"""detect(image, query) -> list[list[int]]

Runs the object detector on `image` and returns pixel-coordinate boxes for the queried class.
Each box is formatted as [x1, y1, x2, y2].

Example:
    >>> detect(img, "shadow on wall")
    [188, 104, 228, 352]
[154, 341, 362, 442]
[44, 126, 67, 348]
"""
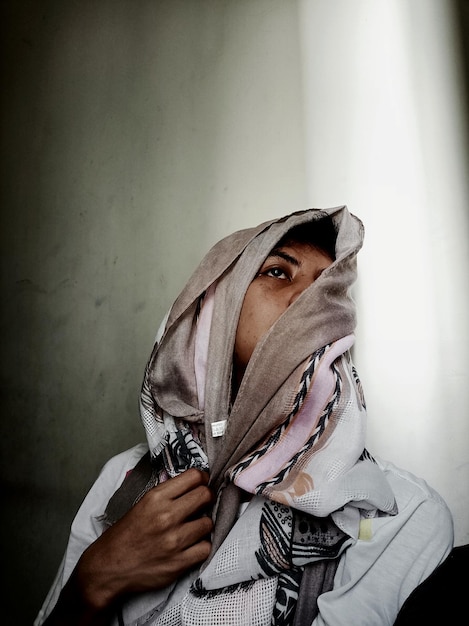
[455, 2, 469, 196]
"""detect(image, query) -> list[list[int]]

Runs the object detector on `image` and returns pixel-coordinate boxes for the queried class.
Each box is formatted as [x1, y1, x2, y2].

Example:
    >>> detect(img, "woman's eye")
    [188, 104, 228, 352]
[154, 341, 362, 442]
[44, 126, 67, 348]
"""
[265, 267, 289, 280]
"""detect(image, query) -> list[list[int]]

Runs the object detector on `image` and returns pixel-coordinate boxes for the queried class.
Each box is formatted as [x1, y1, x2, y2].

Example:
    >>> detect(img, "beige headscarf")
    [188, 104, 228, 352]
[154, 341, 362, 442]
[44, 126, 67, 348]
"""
[144, 207, 360, 471]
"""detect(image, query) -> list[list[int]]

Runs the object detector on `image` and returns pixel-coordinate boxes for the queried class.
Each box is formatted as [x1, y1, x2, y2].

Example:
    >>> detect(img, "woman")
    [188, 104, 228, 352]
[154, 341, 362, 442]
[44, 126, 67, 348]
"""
[36, 206, 453, 625]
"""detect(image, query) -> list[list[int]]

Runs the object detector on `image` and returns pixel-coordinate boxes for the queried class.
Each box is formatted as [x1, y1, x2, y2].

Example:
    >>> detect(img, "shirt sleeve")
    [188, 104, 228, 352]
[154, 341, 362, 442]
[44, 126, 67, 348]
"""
[34, 443, 149, 626]
[312, 460, 454, 626]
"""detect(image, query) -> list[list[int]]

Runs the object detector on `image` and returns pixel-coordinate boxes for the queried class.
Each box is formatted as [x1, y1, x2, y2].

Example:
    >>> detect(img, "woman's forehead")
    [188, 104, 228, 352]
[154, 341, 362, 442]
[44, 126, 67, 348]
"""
[273, 217, 337, 260]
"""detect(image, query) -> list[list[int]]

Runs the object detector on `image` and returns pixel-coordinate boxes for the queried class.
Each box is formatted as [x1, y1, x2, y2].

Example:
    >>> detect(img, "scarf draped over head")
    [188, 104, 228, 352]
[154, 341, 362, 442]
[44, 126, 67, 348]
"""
[143, 207, 359, 471]
[110, 206, 397, 626]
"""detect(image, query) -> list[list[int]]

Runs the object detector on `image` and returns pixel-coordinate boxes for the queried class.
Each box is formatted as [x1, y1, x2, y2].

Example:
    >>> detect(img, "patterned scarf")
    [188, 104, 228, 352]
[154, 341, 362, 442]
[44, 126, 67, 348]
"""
[105, 207, 398, 625]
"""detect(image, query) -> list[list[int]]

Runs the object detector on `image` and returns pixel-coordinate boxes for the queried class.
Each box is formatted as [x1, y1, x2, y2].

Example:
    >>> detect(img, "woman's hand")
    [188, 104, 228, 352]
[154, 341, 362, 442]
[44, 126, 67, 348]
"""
[44, 468, 213, 625]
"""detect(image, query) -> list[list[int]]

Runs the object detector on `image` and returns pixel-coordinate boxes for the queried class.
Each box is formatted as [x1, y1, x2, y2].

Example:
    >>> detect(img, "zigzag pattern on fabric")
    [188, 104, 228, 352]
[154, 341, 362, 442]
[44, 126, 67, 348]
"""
[255, 357, 342, 495]
[229, 344, 331, 483]
[229, 345, 343, 496]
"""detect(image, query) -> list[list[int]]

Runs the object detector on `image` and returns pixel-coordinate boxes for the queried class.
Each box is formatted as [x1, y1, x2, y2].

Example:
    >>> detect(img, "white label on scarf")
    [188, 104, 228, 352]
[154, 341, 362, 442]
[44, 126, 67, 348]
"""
[211, 420, 227, 437]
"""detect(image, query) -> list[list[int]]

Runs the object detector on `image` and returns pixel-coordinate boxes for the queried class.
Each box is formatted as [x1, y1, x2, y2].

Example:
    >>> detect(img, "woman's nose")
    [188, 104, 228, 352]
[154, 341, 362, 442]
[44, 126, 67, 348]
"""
[288, 281, 307, 306]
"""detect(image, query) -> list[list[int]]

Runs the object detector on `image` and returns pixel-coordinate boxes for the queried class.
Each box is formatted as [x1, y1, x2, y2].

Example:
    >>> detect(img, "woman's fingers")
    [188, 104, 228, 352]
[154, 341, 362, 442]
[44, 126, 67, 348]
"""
[159, 468, 209, 498]
[174, 514, 213, 550]
[147, 469, 214, 522]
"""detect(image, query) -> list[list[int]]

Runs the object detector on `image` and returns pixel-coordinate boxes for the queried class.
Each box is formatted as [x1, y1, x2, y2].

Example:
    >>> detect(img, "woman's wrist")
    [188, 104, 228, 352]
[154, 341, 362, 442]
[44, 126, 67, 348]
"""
[43, 550, 118, 626]
[71, 543, 121, 614]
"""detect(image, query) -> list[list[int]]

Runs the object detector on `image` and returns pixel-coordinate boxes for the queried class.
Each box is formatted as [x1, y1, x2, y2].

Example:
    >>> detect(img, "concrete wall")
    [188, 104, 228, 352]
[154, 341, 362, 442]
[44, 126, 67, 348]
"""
[1, 1, 468, 623]
[1, 1, 308, 621]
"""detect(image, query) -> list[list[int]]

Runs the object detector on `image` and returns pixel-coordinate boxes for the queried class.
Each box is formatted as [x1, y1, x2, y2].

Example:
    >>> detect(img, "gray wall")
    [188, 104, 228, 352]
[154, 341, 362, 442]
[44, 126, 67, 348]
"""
[1, 1, 307, 622]
[1, 1, 468, 624]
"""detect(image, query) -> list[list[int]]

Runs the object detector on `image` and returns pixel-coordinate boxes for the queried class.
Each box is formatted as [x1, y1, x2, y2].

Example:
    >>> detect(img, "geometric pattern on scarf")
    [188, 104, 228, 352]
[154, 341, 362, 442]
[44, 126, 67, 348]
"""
[161, 417, 208, 477]
[184, 496, 349, 626]
[257, 501, 348, 624]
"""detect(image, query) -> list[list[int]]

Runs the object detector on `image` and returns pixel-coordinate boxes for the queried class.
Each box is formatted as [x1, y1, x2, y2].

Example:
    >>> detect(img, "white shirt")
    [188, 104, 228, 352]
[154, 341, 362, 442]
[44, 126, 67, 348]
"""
[35, 443, 453, 626]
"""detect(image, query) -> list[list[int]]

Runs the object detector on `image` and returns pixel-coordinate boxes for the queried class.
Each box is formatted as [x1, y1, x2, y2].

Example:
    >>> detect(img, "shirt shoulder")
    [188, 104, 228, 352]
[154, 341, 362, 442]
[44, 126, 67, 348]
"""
[376, 457, 453, 519]
[97, 443, 150, 485]
[313, 459, 454, 625]
[73, 442, 149, 526]
[64, 443, 149, 578]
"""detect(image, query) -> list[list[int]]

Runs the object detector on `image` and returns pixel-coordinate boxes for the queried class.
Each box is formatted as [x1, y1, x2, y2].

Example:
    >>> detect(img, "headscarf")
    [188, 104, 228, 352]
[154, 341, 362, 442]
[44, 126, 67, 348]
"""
[105, 206, 397, 625]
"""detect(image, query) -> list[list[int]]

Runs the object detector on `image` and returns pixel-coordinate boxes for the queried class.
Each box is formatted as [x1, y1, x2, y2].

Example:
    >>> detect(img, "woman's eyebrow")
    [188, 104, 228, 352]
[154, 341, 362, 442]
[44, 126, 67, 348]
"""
[267, 248, 300, 267]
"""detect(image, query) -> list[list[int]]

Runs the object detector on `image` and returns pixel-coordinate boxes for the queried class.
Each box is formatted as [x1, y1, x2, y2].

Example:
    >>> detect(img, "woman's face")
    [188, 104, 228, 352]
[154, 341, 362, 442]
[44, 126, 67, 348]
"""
[233, 241, 333, 385]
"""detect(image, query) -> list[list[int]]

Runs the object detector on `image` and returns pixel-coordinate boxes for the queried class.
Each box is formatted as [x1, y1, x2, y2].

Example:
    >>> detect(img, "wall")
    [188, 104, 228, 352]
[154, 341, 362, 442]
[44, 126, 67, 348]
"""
[1, 1, 307, 622]
[297, 0, 469, 547]
[1, 1, 468, 623]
